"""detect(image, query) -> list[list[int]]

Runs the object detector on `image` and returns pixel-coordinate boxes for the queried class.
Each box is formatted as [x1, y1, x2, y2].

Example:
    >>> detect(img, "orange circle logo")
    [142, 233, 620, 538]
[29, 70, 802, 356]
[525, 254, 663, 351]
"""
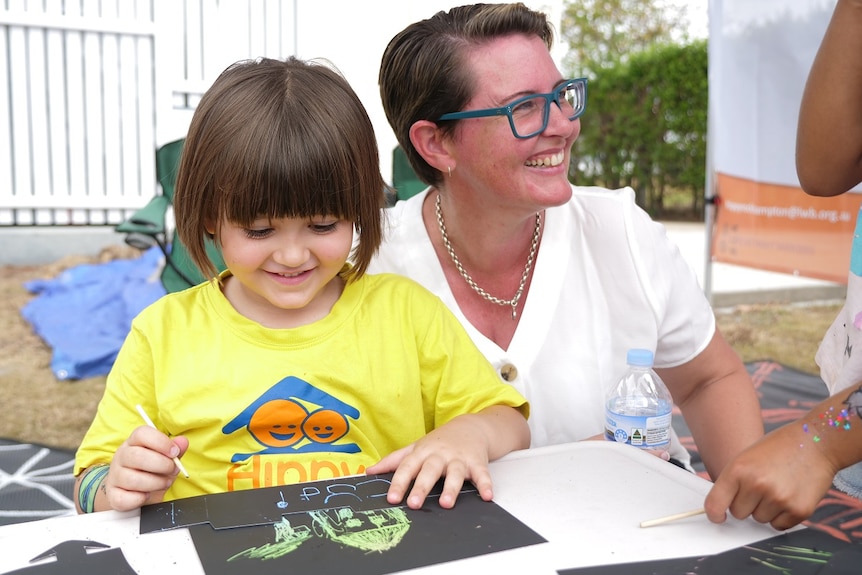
[302, 409, 349, 444]
[248, 399, 309, 448]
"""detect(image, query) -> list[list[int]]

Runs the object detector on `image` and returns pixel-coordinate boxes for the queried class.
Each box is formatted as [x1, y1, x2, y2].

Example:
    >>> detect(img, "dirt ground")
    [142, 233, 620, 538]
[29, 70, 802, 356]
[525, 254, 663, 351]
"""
[0, 247, 844, 453]
[0, 245, 142, 452]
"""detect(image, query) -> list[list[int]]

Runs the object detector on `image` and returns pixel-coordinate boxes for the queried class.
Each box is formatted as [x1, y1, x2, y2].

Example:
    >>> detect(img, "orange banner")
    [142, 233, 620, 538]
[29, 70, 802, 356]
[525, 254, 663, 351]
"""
[711, 173, 862, 284]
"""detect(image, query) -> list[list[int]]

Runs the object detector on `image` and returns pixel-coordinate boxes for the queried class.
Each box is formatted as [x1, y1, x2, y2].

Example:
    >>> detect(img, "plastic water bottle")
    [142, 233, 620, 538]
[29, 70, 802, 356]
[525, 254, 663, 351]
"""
[604, 348, 672, 456]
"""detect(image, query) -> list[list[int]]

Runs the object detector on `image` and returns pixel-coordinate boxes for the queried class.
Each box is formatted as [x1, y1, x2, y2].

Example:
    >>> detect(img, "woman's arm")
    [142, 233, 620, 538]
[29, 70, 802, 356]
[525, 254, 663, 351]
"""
[656, 329, 764, 480]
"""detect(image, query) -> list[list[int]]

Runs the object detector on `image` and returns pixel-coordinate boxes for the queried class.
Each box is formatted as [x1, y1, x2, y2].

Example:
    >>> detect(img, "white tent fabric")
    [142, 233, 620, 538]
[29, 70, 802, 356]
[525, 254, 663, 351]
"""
[709, 0, 834, 187]
[704, 0, 860, 291]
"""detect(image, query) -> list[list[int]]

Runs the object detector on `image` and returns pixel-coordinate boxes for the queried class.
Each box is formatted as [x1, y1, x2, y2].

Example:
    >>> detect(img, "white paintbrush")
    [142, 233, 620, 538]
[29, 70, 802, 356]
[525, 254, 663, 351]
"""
[640, 508, 706, 528]
[136, 404, 190, 478]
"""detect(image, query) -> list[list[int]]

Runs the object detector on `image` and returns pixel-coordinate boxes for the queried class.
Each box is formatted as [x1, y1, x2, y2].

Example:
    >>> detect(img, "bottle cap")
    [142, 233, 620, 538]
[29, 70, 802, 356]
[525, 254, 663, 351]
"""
[626, 348, 654, 367]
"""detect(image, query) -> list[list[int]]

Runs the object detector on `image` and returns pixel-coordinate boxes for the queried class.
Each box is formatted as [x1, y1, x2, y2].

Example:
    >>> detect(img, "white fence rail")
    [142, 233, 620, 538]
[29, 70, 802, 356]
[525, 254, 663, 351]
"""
[0, 0, 296, 226]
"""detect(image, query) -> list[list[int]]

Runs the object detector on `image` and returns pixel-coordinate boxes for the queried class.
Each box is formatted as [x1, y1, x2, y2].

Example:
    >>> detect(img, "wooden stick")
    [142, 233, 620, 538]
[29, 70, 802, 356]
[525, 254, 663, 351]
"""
[135, 404, 190, 478]
[640, 508, 706, 528]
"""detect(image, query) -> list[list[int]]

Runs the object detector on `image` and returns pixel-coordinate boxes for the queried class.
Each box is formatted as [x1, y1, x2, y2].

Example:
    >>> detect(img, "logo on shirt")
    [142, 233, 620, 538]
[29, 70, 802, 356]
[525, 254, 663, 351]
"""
[223, 376, 361, 463]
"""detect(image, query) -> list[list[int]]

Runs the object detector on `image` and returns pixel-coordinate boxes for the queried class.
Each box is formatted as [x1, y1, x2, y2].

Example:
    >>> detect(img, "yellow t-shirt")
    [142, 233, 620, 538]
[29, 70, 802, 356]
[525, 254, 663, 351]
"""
[75, 272, 527, 501]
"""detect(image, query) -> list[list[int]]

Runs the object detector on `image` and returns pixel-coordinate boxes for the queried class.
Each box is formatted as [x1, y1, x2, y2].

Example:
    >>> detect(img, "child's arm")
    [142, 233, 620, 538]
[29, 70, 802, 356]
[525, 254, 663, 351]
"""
[366, 405, 530, 510]
[704, 384, 862, 530]
[74, 426, 189, 513]
[796, 0, 862, 197]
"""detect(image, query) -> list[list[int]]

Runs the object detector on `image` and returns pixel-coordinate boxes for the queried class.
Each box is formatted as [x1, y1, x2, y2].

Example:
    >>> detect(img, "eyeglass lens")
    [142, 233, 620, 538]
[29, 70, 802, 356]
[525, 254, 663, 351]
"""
[511, 82, 583, 138]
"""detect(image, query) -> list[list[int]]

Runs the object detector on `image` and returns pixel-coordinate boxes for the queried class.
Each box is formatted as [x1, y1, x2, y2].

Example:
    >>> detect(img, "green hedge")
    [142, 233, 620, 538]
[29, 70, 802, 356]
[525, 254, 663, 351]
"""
[570, 41, 707, 218]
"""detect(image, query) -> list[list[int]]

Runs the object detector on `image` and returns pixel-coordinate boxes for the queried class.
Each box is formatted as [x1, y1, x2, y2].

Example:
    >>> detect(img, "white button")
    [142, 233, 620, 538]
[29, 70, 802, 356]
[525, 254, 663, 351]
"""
[500, 364, 518, 382]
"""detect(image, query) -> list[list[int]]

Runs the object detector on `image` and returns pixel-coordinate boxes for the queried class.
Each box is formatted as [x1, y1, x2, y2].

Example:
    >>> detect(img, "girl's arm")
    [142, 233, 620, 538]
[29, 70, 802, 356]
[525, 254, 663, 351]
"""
[705, 384, 862, 530]
[796, 0, 862, 196]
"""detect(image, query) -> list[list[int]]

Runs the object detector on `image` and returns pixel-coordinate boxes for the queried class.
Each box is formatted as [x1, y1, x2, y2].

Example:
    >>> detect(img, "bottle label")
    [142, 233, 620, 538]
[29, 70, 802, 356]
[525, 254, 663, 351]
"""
[604, 411, 671, 449]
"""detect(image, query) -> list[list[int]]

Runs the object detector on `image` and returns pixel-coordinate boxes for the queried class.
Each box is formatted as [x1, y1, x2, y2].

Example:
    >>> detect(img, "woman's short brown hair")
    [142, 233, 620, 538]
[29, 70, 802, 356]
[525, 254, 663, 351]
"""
[379, 3, 553, 187]
[175, 56, 387, 282]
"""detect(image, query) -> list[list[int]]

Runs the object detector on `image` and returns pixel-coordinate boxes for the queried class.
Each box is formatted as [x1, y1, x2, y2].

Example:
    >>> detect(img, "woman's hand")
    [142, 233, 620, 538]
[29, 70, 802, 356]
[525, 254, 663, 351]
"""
[585, 433, 671, 461]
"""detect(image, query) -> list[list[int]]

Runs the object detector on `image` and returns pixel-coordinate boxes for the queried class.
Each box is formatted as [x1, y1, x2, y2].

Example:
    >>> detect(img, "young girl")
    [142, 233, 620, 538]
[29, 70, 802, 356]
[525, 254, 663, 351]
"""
[74, 57, 529, 514]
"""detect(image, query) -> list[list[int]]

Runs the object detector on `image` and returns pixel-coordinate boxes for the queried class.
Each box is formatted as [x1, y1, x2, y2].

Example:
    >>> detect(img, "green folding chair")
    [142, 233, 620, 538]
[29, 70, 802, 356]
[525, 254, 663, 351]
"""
[392, 145, 426, 202]
[116, 139, 226, 293]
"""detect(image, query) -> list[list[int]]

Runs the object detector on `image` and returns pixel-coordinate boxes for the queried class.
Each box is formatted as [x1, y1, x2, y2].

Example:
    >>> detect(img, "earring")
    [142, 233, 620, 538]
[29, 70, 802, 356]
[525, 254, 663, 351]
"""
[447, 166, 453, 177]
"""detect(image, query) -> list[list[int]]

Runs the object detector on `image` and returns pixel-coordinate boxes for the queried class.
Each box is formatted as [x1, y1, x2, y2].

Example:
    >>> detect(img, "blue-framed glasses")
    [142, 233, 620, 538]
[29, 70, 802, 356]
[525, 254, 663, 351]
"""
[437, 78, 588, 139]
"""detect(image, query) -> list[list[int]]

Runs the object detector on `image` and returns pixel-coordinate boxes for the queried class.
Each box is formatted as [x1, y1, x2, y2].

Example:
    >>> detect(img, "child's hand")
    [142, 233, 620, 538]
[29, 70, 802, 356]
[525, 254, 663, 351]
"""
[366, 422, 492, 510]
[704, 422, 837, 530]
[102, 425, 189, 511]
[366, 406, 529, 510]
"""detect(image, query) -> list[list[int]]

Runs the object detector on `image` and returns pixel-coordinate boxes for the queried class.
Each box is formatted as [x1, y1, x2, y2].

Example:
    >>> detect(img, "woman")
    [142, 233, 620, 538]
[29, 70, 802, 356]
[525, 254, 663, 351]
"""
[369, 2, 763, 479]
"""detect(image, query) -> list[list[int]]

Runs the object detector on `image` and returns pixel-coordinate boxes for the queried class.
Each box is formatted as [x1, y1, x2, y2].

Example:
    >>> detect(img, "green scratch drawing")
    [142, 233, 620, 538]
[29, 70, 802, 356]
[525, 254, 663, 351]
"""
[228, 517, 313, 561]
[744, 542, 832, 573]
[227, 506, 411, 562]
[309, 507, 411, 553]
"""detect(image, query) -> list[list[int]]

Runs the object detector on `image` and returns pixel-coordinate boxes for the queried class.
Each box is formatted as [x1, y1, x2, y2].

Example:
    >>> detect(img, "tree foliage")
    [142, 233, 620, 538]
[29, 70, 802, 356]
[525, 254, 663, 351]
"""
[561, 0, 705, 217]
[561, 0, 693, 79]
[569, 41, 708, 218]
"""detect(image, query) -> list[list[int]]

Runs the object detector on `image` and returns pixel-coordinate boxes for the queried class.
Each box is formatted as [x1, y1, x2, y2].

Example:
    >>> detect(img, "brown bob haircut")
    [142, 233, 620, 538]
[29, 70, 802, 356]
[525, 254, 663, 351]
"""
[174, 56, 387, 282]
[379, 2, 553, 188]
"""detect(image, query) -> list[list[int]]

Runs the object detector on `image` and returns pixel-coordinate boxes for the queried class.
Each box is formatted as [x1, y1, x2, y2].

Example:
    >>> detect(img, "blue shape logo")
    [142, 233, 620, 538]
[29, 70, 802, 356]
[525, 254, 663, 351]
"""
[223, 376, 361, 462]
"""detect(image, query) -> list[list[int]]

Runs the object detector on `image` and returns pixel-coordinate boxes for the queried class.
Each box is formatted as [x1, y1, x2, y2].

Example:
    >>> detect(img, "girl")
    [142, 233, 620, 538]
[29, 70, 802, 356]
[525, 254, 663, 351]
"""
[74, 57, 529, 514]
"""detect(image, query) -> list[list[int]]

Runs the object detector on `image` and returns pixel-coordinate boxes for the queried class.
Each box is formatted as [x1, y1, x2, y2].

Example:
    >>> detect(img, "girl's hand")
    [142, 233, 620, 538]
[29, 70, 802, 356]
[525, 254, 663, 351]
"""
[102, 426, 189, 511]
[366, 423, 492, 510]
[367, 406, 528, 510]
[704, 423, 837, 530]
[367, 405, 530, 509]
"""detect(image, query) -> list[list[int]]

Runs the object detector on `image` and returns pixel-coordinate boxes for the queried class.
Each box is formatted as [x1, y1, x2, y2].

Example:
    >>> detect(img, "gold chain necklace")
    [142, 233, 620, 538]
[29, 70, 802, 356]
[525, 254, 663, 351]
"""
[435, 193, 541, 320]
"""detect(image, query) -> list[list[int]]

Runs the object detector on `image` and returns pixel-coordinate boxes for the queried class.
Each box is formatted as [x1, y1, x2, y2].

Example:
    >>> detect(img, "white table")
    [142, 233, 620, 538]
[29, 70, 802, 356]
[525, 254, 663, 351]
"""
[0, 441, 781, 574]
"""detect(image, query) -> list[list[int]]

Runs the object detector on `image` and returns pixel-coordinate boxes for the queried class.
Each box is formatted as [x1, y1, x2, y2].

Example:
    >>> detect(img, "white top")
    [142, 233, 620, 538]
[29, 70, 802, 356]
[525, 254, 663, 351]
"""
[369, 186, 715, 465]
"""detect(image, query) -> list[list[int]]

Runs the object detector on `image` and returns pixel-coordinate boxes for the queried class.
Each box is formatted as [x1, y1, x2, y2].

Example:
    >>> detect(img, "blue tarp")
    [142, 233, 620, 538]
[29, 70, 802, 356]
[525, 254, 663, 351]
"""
[21, 247, 167, 380]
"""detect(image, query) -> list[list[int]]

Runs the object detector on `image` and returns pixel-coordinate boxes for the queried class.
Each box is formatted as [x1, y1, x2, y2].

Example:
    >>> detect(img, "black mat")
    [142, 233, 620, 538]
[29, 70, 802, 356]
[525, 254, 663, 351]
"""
[0, 438, 76, 525]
